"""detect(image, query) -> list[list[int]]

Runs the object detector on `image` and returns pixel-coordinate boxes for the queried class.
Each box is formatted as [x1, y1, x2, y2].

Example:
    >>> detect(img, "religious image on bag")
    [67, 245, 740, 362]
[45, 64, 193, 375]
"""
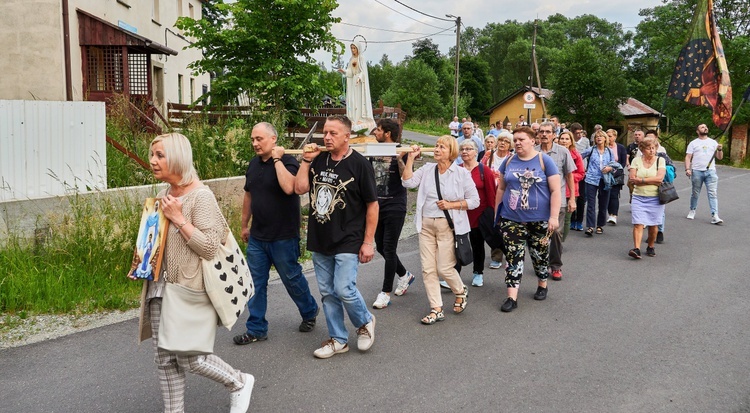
[128, 198, 169, 281]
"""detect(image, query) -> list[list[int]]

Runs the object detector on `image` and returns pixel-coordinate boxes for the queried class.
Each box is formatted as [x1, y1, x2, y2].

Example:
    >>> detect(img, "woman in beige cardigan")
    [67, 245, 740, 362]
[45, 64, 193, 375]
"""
[135, 133, 254, 413]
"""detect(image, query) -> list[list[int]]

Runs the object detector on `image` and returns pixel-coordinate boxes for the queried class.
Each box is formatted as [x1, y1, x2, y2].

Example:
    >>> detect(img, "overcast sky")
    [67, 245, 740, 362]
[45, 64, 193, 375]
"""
[314, 0, 662, 68]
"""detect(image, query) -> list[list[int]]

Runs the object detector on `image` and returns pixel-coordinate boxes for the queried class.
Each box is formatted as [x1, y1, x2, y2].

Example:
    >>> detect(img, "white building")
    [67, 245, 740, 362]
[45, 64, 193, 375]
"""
[0, 0, 210, 113]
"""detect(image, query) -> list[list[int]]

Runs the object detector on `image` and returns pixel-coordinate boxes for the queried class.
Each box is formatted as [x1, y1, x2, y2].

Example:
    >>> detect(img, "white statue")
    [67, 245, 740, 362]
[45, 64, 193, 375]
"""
[338, 39, 376, 135]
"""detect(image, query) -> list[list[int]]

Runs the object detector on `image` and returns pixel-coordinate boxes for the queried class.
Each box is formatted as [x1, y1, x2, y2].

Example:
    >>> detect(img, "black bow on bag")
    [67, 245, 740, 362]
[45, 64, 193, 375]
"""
[434, 166, 473, 266]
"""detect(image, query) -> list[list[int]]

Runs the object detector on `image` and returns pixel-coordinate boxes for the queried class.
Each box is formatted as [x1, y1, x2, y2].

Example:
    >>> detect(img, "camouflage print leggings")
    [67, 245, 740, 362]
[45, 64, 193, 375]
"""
[499, 220, 550, 289]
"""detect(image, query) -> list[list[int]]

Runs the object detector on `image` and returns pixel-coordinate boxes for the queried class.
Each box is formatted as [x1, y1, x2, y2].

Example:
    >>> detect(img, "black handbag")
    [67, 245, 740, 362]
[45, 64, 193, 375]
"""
[658, 181, 679, 204]
[434, 167, 473, 266]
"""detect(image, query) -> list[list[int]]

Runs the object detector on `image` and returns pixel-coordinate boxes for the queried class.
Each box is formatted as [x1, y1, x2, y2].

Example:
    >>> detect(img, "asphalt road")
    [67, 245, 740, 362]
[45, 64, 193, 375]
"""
[2, 132, 750, 413]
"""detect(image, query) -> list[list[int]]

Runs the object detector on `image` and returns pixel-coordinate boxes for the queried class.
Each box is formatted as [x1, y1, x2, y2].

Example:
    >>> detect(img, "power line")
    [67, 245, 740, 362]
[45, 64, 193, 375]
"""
[336, 26, 454, 44]
[371, 0, 452, 30]
[392, 0, 455, 22]
[338, 22, 453, 36]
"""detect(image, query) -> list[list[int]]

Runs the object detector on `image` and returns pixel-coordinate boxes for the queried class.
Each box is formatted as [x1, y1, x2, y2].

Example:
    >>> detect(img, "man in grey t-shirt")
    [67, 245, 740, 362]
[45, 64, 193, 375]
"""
[536, 121, 576, 281]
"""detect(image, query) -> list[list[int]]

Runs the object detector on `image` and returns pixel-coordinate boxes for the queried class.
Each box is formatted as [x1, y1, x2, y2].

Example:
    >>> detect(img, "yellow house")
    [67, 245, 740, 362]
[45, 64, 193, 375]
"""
[483, 86, 552, 127]
[483, 87, 662, 144]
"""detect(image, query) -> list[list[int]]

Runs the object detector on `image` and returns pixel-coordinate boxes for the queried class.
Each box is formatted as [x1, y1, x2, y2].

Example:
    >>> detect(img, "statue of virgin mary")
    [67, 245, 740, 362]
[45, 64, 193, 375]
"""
[338, 39, 376, 135]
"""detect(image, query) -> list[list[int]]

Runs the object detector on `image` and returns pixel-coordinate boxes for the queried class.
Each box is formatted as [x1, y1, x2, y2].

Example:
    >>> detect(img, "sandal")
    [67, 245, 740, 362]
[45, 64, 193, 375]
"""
[595, 227, 603, 234]
[585, 227, 594, 237]
[421, 309, 445, 325]
[453, 286, 469, 314]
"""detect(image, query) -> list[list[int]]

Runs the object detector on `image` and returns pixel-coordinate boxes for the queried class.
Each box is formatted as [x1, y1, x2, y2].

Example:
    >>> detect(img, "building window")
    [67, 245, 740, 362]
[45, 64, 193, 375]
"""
[86, 46, 123, 92]
[188, 3, 194, 19]
[128, 53, 149, 96]
[178, 74, 183, 104]
[177, 0, 182, 17]
[152, 0, 160, 22]
[190, 78, 195, 103]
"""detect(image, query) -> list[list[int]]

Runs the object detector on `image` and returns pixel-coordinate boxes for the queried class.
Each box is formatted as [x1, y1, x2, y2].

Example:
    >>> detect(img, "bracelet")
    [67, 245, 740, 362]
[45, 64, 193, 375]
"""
[302, 158, 312, 163]
[176, 220, 188, 231]
[363, 241, 374, 247]
[273, 158, 281, 163]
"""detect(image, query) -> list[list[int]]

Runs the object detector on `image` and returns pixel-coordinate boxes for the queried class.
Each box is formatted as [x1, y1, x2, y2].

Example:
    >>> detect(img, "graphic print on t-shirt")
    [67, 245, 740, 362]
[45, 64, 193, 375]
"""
[512, 169, 543, 210]
[371, 156, 393, 196]
[311, 169, 354, 224]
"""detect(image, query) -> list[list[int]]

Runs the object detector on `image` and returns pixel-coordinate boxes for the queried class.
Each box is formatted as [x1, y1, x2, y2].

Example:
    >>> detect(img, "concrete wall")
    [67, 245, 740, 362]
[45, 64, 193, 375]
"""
[0, 0, 66, 100]
[0, 0, 210, 108]
[0, 176, 247, 244]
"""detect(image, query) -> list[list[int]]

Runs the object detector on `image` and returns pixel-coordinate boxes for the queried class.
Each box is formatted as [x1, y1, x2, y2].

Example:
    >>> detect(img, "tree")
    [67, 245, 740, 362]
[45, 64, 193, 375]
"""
[368, 54, 396, 105]
[547, 39, 629, 129]
[459, 56, 492, 118]
[382, 59, 445, 119]
[176, 0, 343, 117]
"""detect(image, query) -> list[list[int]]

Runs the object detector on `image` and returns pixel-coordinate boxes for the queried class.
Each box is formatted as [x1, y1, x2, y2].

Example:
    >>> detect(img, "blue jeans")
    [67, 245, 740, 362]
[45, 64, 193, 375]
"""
[690, 169, 719, 215]
[245, 236, 319, 337]
[585, 180, 610, 228]
[312, 252, 373, 344]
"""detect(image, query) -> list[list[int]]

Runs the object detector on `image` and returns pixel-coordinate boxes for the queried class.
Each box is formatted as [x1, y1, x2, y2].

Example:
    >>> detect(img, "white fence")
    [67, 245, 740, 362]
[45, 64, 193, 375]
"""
[0, 100, 107, 201]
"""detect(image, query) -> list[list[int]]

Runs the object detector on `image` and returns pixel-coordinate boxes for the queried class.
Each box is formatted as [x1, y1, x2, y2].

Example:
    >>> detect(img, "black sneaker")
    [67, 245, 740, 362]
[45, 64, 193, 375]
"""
[533, 286, 548, 301]
[656, 231, 664, 244]
[500, 297, 517, 312]
[299, 317, 317, 332]
[233, 333, 268, 345]
[629, 248, 642, 259]
[646, 246, 656, 257]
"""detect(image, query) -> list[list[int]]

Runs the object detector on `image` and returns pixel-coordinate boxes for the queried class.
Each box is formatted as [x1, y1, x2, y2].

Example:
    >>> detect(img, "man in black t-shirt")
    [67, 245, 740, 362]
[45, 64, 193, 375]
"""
[368, 119, 414, 310]
[233, 122, 320, 346]
[294, 115, 379, 359]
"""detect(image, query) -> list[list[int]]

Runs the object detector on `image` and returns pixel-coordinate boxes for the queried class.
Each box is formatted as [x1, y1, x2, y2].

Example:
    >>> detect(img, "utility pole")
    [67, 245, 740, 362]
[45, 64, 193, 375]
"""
[527, 20, 538, 124]
[447, 15, 461, 119]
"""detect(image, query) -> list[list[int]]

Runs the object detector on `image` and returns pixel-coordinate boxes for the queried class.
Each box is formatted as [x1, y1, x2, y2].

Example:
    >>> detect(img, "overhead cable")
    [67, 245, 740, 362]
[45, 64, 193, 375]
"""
[371, 0, 452, 30]
[392, 0, 456, 22]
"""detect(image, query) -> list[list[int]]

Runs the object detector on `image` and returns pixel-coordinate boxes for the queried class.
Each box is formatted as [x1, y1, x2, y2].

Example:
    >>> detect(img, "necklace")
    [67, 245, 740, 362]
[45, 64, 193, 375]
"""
[327, 148, 352, 169]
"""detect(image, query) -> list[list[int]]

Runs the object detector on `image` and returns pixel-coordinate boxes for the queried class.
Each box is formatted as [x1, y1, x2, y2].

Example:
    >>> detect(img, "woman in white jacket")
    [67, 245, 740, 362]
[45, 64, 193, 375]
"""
[401, 135, 480, 325]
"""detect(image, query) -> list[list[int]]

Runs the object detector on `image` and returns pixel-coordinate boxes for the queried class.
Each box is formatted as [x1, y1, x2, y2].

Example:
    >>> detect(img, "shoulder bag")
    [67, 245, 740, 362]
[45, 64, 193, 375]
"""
[158, 282, 218, 356]
[201, 192, 254, 330]
[657, 157, 679, 204]
[434, 166, 473, 266]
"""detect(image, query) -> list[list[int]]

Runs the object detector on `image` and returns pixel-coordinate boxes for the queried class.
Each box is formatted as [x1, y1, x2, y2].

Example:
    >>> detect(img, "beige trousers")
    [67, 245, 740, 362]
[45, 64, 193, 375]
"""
[419, 217, 465, 308]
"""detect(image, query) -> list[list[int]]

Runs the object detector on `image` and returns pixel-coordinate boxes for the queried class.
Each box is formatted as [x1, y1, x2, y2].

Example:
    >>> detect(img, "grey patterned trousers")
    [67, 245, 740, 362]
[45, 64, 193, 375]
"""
[149, 298, 246, 413]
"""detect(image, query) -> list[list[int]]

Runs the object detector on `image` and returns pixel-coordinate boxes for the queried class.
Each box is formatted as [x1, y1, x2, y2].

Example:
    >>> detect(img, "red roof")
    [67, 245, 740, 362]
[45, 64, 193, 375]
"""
[618, 98, 661, 117]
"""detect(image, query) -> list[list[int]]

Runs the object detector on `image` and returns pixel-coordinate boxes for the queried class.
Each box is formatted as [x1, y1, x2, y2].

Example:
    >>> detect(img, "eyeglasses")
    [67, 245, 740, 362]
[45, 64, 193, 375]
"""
[539, 130, 554, 134]
[460, 147, 476, 152]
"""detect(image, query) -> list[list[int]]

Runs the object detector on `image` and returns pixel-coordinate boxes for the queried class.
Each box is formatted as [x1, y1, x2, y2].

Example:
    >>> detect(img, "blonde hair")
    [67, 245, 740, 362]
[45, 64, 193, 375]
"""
[150, 133, 199, 186]
[594, 130, 608, 145]
[436, 135, 460, 161]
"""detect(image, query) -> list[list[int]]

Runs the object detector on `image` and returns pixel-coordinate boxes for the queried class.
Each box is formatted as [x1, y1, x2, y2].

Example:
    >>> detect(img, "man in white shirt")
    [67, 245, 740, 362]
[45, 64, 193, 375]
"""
[684, 123, 724, 224]
[449, 116, 461, 138]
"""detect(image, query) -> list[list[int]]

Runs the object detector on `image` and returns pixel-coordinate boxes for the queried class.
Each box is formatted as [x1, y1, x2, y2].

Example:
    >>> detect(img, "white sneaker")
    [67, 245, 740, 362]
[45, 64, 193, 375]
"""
[711, 214, 724, 225]
[471, 273, 484, 287]
[229, 373, 255, 413]
[687, 210, 696, 219]
[372, 292, 391, 309]
[439, 280, 450, 289]
[356, 316, 376, 351]
[394, 271, 415, 296]
[313, 338, 349, 359]
[607, 215, 617, 225]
